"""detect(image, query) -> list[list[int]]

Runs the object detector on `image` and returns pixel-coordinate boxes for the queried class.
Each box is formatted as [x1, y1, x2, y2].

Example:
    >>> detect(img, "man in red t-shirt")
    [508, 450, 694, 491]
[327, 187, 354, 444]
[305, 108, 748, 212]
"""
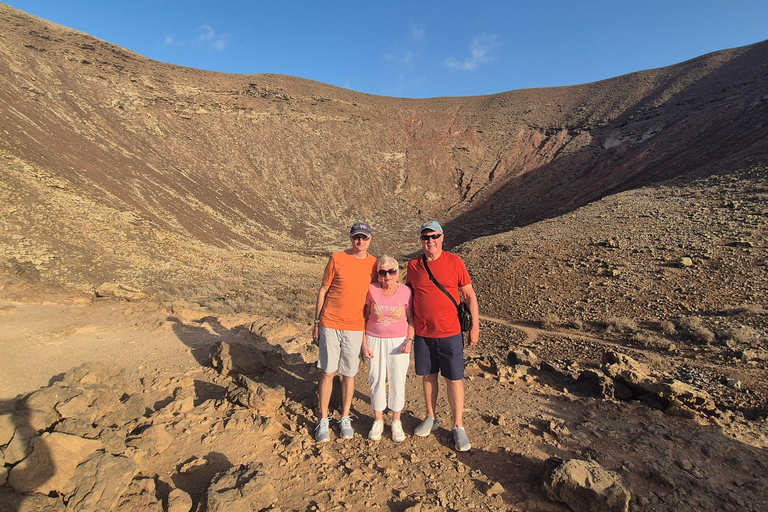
[406, 220, 479, 452]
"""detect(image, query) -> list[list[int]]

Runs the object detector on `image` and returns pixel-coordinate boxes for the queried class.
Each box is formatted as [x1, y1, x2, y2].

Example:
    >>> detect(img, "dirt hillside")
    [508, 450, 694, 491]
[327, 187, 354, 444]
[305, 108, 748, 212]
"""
[0, 3, 767, 512]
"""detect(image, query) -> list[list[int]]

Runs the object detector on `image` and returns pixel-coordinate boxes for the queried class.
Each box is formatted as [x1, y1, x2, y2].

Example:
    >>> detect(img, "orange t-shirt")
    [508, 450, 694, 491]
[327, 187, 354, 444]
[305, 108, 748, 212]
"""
[320, 251, 378, 331]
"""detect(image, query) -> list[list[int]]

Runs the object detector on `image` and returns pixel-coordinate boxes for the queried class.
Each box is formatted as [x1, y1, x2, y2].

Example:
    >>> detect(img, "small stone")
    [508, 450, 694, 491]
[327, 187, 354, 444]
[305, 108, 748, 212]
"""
[168, 488, 193, 512]
[486, 481, 505, 497]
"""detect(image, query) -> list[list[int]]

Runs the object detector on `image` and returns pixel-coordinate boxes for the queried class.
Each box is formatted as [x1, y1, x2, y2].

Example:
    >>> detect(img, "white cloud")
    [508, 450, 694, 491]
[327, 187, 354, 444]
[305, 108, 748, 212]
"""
[163, 24, 230, 52]
[445, 33, 500, 71]
[386, 49, 416, 68]
[385, 24, 425, 69]
[196, 24, 230, 51]
[409, 23, 425, 41]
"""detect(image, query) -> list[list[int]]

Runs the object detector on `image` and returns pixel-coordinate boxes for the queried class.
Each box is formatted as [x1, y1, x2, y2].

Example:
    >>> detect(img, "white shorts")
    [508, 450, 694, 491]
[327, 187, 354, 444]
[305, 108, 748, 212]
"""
[317, 327, 363, 377]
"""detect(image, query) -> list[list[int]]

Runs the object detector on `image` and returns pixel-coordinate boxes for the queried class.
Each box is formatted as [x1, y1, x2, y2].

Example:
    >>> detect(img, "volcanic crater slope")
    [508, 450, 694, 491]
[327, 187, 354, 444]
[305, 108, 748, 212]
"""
[1, 3, 768, 512]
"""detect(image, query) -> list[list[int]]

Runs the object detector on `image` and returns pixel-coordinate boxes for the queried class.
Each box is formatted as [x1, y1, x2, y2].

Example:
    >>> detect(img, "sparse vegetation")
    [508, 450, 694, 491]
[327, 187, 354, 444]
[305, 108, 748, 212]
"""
[658, 320, 677, 335]
[720, 325, 759, 347]
[606, 316, 638, 334]
[541, 313, 561, 330]
[726, 303, 767, 316]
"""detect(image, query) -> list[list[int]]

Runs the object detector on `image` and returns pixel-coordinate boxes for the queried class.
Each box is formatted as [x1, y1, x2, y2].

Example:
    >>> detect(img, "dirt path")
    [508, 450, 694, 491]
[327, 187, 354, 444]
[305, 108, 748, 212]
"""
[0, 299, 219, 401]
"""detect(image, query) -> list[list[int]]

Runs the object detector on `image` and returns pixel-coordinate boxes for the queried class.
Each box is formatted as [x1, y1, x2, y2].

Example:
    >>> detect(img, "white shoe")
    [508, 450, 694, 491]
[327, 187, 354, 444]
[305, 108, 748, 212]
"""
[368, 419, 384, 441]
[391, 420, 406, 442]
[453, 426, 471, 452]
[314, 417, 330, 442]
[339, 416, 354, 439]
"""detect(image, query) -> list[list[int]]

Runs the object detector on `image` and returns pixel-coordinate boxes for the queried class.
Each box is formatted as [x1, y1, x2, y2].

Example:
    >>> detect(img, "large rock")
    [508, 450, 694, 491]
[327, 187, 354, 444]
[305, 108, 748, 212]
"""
[17, 386, 79, 413]
[112, 477, 163, 512]
[59, 362, 124, 387]
[210, 341, 283, 377]
[7, 432, 102, 495]
[543, 457, 631, 512]
[206, 462, 277, 512]
[0, 489, 66, 512]
[55, 388, 146, 428]
[62, 452, 139, 512]
[14, 363, 142, 433]
[226, 374, 285, 415]
[4, 424, 37, 464]
[95, 282, 148, 301]
[126, 424, 174, 455]
[601, 351, 716, 414]
[0, 409, 59, 446]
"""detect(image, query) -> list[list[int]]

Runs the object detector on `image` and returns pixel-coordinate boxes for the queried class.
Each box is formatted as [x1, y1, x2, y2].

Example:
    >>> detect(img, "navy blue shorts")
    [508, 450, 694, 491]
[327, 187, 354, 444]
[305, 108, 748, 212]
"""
[414, 333, 464, 381]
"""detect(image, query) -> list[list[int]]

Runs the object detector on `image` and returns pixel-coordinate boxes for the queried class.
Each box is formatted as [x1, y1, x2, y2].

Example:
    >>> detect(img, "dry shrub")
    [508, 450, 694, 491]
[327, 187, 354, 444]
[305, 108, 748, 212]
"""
[657, 320, 676, 335]
[691, 326, 716, 344]
[678, 316, 715, 344]
[678, 316, 703, 331]
[606, 316, 638, 333]
[541, 313, 561, 330]
[729, 303, 767, 315]
[721, 326, 758, 346]
[632, 332, 676, 351]
[644, 351, 671, 371]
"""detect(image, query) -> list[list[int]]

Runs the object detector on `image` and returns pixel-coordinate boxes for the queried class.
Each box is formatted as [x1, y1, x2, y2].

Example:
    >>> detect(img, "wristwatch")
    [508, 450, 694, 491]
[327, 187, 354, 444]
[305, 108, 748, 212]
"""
[314, 319, 321, 324]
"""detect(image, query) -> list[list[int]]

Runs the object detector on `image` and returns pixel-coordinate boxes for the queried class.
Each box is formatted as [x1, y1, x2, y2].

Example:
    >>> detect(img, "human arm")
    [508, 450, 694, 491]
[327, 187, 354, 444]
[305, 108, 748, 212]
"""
[362, 304, 374, 358]
[312, 283, 330, 342]
[460, 283, 480, 347]
[402, 299, 415, 354]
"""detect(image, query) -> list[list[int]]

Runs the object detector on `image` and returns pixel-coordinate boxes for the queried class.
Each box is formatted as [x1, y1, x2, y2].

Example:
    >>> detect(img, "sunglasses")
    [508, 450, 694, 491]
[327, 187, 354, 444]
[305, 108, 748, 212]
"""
[420, 233, 442, 240]
[352, 235, 370, 241]
[378, 268, 398, 277]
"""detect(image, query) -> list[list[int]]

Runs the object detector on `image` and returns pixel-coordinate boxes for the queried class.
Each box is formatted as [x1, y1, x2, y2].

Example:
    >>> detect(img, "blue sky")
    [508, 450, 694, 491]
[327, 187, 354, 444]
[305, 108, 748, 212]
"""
[7, 1, 767, 98]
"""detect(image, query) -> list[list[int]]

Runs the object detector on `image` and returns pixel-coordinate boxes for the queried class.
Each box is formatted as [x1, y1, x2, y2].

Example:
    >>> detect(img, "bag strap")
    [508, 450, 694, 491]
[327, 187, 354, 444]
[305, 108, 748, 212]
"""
[422, 255, 460, 311]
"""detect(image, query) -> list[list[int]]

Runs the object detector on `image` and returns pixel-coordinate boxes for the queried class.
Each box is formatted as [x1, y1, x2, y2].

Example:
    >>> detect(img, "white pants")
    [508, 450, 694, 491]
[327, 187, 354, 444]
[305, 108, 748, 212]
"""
[366, 335, 410, 413]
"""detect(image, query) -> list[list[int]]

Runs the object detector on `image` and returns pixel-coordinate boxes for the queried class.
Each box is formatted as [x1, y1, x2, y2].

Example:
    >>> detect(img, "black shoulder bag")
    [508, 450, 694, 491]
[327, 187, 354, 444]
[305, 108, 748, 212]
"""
[422, 255, 473, 332]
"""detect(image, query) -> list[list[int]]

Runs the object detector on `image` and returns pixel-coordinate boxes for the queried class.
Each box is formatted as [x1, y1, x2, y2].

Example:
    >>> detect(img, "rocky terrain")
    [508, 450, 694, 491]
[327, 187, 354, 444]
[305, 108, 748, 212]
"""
[1, 3, 767, 511]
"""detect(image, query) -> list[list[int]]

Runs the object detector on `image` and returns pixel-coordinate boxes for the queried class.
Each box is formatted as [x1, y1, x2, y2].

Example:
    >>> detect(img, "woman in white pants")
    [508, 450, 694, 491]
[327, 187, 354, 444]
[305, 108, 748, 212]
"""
[362, 255, 414, 442]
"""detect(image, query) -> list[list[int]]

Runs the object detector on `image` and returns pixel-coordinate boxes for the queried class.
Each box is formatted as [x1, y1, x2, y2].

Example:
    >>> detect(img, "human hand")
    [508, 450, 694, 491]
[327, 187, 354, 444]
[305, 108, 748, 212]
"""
[468, 326, 479, 347]
[362, 344, 374, 359]
[401, 338, 412, 354]
[312, 323, 319, 344]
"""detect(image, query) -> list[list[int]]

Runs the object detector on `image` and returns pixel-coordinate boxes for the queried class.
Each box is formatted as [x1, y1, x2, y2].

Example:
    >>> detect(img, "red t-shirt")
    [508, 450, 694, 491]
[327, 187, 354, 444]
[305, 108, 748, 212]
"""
[406, 252, 471, 338]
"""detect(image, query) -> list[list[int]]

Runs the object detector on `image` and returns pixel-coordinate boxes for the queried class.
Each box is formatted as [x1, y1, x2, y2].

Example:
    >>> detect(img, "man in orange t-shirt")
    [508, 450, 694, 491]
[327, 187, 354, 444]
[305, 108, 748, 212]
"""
[406, 220, 479, 452]
[312, 222, 377, 442]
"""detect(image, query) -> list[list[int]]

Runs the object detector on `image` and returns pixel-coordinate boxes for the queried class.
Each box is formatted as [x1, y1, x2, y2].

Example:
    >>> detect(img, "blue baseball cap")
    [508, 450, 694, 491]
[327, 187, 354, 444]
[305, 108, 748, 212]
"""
[350, 222, 372, 237]
[420, 220, 443, 234]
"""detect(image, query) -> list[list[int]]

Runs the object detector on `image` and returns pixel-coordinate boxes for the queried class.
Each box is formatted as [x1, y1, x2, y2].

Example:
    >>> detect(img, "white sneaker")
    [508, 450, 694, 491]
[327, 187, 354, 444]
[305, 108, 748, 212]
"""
[453, 426, 471, 452]
[391, 420, 406, 442]
[368, 419, 384, 441]
[339, 416, 354, 439]
[315, 417, 330, 442]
